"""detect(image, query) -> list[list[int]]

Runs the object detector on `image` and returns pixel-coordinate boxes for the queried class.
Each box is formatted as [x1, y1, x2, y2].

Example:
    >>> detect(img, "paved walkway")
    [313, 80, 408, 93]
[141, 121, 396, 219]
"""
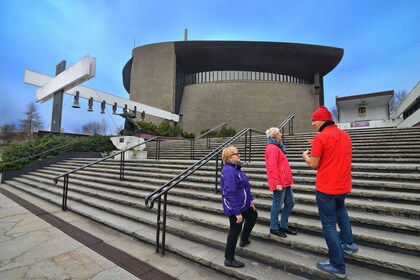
[0, 185, 230, 280]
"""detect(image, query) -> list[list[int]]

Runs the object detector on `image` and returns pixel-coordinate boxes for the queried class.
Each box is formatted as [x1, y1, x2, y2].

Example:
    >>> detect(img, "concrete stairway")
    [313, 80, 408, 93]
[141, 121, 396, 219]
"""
[2, 127, 420, 279]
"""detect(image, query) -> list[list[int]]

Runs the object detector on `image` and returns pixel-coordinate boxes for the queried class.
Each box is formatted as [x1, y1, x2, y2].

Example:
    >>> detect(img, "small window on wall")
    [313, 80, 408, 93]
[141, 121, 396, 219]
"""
[358, 107, 366, 116]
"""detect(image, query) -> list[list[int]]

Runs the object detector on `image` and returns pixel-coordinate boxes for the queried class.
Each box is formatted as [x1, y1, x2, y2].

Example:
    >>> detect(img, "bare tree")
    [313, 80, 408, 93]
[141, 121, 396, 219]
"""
[0, 123, 17, 143]
[19, 102, 43, 142]
[390, 90, 408, 118]
[81, 118, 107, 135]
[329, 105, 338, 123]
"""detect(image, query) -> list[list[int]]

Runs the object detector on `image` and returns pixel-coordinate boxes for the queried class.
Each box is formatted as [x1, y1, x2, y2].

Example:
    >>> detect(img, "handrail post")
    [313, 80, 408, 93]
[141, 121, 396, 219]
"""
[248, 129, 252, 162]
[215, 153, 219, 193]
[155, 138, 161, 161]
[247, 129, 252, 162]
[244, 130, 248, 162]
[156, 196, 162, 253]
[158, 138, 161, 160]
[207, 137, 210, 149]
[62, 174, 69, 211]
[161, 193, 167, 255]
[192, 140, 195, 160]
[119, 151, 125, 181]
[291, 117, 294, 135]
[190, 139, 193, 160]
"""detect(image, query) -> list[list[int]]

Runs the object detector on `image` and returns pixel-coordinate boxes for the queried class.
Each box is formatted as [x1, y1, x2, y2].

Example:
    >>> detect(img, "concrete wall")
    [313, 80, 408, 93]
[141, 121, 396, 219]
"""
[339, 105, 389, 123]
[338, 118, 403, 130]
[130, 42, 176, 123]
[397, 109, 420, 128]
[179, 80, 317, 133]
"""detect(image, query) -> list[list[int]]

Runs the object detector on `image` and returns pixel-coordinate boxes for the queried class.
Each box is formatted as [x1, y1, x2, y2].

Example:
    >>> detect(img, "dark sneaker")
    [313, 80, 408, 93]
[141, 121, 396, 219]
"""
[224, 258, 245, 268]
[317, 260, 346, 279]
[342, 243, 358, 255]
[279, 227, 297, 235]
[239, 239, 251, 247]
[270, 229, 287, 238]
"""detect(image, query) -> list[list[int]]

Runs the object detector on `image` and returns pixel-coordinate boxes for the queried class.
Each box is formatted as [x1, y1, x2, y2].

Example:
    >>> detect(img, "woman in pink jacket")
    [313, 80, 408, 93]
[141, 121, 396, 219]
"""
[265, 127, 297, 237]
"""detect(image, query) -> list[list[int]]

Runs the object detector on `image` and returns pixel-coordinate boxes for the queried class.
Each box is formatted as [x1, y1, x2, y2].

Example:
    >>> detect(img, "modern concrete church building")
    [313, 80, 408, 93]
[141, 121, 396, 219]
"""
[122, 41, 343, 133]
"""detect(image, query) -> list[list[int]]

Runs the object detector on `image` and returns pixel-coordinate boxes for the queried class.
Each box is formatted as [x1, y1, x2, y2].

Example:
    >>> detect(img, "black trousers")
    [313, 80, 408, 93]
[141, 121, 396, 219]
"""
[225, 207, 258, 260]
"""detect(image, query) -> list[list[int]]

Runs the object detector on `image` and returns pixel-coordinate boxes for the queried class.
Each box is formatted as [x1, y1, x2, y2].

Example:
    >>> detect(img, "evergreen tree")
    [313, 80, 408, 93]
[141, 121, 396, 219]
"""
[19, 102, 43, 142]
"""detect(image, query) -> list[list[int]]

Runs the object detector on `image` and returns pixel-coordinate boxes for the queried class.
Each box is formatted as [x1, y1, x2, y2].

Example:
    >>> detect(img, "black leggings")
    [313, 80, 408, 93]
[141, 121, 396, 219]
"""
[225, 207, 258, 260]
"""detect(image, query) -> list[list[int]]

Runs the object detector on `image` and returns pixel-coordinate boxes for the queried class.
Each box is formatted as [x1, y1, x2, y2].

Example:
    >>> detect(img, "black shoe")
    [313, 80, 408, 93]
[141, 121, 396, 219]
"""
[279, 227, 297, 235]
[224, 259, 245, 268]
[239, 239, 251, 247]
[270, 229, 287, 238]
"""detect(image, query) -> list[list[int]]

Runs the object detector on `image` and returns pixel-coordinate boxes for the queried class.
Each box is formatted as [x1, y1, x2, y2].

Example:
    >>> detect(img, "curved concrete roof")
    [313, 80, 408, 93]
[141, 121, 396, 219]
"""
[122, 40, 343, 93]
[173, 41, 343, 80]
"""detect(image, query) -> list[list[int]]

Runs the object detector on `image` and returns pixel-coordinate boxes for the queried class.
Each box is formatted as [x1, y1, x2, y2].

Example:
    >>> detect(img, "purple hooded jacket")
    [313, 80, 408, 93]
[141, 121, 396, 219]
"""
[220, 162, 254, 216]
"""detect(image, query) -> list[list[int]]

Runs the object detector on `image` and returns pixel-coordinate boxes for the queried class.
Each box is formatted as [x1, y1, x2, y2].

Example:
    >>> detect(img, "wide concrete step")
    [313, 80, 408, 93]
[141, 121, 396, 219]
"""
[64, 158, 420, 178]
[4, 179, 418, 279]
[35, 166, 420, 219]
[51, 159, 420, 185]
[44, 162, 420, 197]
[15, 173, 420, 255]
[0, 182, 303, 280]
[50, 164, 420, 193]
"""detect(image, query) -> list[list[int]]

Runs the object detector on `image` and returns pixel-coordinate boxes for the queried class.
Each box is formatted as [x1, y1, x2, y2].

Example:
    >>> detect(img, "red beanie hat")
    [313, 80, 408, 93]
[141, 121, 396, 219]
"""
[312, 106, 332, 121]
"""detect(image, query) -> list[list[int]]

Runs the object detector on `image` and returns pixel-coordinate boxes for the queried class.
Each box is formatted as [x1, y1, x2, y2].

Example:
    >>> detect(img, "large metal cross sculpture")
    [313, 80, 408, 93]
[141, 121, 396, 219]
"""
[24, 55, 180, 133]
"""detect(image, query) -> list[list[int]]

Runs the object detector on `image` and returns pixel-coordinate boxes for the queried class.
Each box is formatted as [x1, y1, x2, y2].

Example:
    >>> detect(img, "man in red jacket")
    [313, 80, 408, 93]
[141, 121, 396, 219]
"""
[302, 106, 358, 279]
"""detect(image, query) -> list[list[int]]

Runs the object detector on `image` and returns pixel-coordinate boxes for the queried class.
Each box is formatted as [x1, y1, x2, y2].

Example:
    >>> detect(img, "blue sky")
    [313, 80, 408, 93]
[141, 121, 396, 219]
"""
[1, 0, 419, 134]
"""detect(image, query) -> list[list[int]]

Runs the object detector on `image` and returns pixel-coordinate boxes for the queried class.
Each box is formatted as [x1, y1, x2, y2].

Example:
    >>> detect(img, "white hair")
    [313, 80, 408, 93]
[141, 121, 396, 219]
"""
[266, 127, 280, 138]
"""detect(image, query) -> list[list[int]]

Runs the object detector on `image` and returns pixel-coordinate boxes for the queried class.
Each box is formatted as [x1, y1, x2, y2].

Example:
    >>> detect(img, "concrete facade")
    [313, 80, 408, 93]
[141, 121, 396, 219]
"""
[130, 42, 176, 124]
[180, 80, 317, 132]
[123, 41, 343, 133]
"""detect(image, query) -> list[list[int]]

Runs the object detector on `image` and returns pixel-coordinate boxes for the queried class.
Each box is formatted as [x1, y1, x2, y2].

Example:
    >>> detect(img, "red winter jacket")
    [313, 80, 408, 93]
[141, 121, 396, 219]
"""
[265, 144, 294, 191]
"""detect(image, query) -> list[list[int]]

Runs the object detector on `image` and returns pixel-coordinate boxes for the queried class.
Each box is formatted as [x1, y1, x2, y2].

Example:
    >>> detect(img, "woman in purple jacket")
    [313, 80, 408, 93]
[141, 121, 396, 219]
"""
[220, 146, 258, 268]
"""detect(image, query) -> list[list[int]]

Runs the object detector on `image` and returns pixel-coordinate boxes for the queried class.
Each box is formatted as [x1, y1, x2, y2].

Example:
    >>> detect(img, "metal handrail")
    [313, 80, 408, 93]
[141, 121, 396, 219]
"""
[278, 115, 294, 137]
[54, 136, 161, 211]
[190, 122, 228, 159]
[194, 122, 228, 141]
[145, 127, 265, 255]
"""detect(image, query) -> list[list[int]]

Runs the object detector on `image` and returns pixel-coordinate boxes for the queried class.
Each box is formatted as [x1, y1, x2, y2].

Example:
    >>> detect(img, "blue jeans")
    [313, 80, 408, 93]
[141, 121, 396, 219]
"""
[270, 187, 295, 230]
[316, 191, 355, 272]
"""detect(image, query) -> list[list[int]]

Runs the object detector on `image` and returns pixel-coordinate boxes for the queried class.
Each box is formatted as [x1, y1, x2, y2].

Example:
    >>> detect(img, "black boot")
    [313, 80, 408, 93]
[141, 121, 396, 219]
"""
[239, 239, 251, 247]
[224, 259, 245, 268]
[270, 228, 287, 238]
[279, 227, 297, 235]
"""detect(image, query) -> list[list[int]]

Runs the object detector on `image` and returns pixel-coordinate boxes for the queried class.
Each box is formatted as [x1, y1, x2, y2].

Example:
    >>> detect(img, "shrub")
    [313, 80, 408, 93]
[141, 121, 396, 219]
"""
[0, 134, 113, 171]
[199, 126, 236, 138]
[134, 120, 195, 138]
